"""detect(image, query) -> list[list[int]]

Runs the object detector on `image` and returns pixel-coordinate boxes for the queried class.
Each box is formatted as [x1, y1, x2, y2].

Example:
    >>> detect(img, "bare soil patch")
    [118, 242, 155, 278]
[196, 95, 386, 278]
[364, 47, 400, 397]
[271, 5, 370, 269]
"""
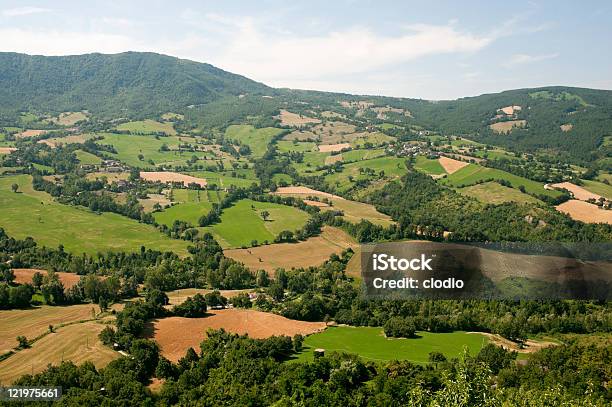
[140, 171, 207, 187]
[560, 124, 573, 132]
[555, 200, 612, 224]
[490, 120, 527, 134]
[319, 143, 350, 153]
[12, 268, 81, 289]
[138, 193, 172, 212]
[224, 226, 357, 274]
[277, 110, 321, 127]
[164, 288, 253, 307]
[47, 112, 87, 126]
[438, 156, 468, 174]
[499, 105, 522, 115]
[146, 309, 326, 361]
[0, 147, 17, 154]
[551, 182, 601, 201]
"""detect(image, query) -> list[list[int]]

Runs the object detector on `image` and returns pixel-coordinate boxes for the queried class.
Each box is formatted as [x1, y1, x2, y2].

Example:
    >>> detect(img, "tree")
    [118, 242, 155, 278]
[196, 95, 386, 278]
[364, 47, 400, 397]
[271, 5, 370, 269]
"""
[16, 335, 29, 349]
[31, 271, 43, 289]
[260, 210, 270, 221]
[428, 351, 447, 368]
[0, 264, 15, 284]
[11, 183, 18, 193]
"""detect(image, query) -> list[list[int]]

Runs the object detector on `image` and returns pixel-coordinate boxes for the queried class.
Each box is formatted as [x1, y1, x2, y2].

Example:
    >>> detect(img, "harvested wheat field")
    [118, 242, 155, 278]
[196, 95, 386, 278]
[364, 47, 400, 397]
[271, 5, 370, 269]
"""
[0, 321, 118, 384]
[490, 120, 527, 134]
[146, 309, 326, 361]
[438, 156, 468, 174]
[38, 134, 91, 147]
[15, 129, 48, 139]
[0, 304, 102, 354]
[164, 288, 253, 307]
[499, 105, 521, 115]
[48, 111, 88, 126]
[274, 186, 342, 200]
[224, 226, 357, 273]
[551, 182, 601, 201]
[324, 154, 343, 165]
[0, 147, 17, 154]
[138, 193, 172, 212]
[319, 143, 350, 153]
[140, 171, 207, 187]
[555, 200, 612, 224]
[303, 199, 330, 207]
[560, 124, 573, 132]
[277, 110, 321, 127]
[86, 171, 130, 184]
[12, 268, 81, 289]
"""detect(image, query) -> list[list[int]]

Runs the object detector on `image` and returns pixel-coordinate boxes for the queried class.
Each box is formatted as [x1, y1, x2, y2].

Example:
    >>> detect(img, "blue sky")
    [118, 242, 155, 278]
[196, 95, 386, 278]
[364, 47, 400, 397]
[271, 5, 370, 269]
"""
[1, 0, 611, 99]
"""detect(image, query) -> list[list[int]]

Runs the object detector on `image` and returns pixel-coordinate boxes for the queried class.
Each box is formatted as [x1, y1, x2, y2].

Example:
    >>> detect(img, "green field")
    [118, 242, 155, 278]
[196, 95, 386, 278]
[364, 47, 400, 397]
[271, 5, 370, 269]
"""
[96, 133, 211, 167]
[581, 179, 612, 199]
[225, 125, 284, 157]
[414, 156, 446, 175]
[201, 199, 309, 248]
[276, 140, 316, 153]
[116, 119, 177, 135]
[75, 150, 102, 165]
[341, 148, 386, 162]
[458, 182, 542, 205]
[442, 164, 562, 198]
[0, 175, 189, 255]
[351, 132, 394, 147]
[293, 327, 488, 363]
[187, 170, 258, 188]
[154, 189, 226, 227]
[325, 157, 408, 192]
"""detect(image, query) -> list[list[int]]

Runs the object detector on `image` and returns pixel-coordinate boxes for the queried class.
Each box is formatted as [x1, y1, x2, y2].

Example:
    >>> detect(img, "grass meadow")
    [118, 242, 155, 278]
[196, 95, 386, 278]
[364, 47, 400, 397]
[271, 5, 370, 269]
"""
[292, 326, 488, 363]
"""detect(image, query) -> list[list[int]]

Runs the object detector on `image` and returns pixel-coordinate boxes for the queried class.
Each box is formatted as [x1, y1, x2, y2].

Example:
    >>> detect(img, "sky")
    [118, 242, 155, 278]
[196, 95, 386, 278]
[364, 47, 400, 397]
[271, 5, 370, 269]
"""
[1, 0, 611, 100]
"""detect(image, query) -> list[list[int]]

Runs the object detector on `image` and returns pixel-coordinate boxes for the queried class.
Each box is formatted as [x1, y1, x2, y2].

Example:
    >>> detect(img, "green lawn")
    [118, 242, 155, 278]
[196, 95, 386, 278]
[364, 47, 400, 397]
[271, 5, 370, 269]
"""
[341, 148, 387, 162]
[225, 125, 284, 157]
[116, 119, 176, 135]
[200, 199, 309, 248]
[442, 164, 562, 198]
[0, 175, 189, 255]
[75, 150, 102, 165]
[293, 326, 488, 363]
[414, 156, 446, 175]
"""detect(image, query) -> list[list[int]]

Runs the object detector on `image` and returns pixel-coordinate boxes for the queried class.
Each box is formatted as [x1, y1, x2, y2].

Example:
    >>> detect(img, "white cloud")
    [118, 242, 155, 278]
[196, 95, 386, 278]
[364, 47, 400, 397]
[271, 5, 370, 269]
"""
[199, 19, 495, 85]
[2, 6, 50, 17]
[504, 52, 559, 67]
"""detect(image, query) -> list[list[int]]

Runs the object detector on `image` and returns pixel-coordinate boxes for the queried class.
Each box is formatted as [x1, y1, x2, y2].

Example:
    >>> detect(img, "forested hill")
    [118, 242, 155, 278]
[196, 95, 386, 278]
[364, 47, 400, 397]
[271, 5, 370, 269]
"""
[0, 52, 272, 117]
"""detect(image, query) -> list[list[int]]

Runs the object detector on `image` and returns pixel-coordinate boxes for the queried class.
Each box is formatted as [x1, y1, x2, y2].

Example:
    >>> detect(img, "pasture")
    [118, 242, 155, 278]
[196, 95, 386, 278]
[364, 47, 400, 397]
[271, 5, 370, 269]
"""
[225, 125, 284, 157]
[116, 119, 176, 135]
[187, 170, 258, 188]
[325, 157, 408, 193]
[293, 327, 487, 363]
[146, 309, 326, 362]
[140, 171, 207, 187]
[0, 175, 190, 255]
[201, 199, 310, 248]
[414, 156, 446, 175]
[581, 179, 612, 200]
[74, 149, 102, 165]
[442, 164, 562, 198]
[276, 140, 316, 153]
[153, 189, 218, 227]
[96, 133, 211, 167]
[0, 321, 118, 384]
[47, 111, 88, 126]
[224, 226, 356, 273]
[458, 182, 541, 205]
[277, 110, 321, 127]
[38, 134, 93, 148]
